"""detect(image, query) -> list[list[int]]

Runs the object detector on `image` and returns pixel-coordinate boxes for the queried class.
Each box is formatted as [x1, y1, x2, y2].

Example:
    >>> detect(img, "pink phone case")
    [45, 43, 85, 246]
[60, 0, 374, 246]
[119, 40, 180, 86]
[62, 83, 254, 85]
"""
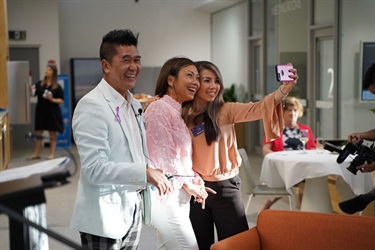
[275, 64, 293, 82]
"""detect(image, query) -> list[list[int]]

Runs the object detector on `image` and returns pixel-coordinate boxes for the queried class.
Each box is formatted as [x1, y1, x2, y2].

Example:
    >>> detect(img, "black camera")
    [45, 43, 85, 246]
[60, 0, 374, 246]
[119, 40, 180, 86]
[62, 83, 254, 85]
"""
[323, 140, 375, 175]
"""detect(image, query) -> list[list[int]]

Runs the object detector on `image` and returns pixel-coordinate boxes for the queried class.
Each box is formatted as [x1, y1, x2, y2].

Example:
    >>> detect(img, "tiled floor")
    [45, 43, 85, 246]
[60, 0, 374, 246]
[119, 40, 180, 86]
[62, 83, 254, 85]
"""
[0, 146, 290, 250]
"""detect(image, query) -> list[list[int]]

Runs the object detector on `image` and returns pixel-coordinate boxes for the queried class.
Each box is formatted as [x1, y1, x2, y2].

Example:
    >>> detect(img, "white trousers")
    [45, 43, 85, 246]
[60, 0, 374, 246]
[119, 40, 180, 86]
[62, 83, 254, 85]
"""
[150, 190, 198, 250]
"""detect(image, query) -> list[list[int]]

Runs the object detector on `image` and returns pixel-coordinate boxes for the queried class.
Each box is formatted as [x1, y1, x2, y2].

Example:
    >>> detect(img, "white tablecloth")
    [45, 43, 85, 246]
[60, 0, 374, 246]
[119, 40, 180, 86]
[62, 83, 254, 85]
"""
[260, 150, 373, 196]
[0, 157, 69, 183]
[0, 157, 69, 250]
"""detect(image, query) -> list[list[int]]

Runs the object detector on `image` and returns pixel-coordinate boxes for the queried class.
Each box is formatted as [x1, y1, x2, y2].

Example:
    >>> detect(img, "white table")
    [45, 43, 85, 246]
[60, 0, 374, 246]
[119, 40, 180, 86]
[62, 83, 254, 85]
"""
[0, 157, 69, 249]
[260, 150, 374, 213]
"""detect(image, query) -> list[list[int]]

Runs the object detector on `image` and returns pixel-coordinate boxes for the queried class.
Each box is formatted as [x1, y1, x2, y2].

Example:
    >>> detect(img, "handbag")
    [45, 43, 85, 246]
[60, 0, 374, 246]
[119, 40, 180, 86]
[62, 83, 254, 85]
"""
[140, 184, 152, 225]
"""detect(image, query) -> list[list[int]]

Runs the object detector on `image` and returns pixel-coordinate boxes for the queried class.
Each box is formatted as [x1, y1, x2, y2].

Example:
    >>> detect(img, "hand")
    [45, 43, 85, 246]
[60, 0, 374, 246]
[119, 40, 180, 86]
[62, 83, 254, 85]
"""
[280, 65, 298, 92]
[146, 168, 171, 196]
[183, 183, 216, 209]
[356, 161, 375, 173]
[199, 186, 216, 209]
[348, 133, 362, 144]
[347, 129, 375, 142]
[275, 64, 298, 103]
[47, 95, 54, 102]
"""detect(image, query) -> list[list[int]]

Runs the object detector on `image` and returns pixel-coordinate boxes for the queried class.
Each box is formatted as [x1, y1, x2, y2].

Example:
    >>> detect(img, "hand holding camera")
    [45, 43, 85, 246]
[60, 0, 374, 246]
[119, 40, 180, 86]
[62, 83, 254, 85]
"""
[324, 140, 375, 175]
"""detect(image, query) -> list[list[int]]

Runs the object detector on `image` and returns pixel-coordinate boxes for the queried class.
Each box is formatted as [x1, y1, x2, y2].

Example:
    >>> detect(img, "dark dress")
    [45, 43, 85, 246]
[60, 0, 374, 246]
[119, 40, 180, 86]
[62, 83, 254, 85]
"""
[34, 80, 64, 133]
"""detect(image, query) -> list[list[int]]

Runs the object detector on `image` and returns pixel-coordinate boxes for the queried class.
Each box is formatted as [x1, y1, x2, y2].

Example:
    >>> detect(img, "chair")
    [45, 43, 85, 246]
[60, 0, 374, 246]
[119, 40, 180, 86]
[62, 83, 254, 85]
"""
[210, 209, 375, 250]
[238, 148, 293, 213]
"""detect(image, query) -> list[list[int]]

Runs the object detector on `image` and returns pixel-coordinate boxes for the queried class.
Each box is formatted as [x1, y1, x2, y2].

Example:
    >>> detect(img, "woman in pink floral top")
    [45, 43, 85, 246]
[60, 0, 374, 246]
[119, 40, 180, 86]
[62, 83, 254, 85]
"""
[145, 57, 215, 250]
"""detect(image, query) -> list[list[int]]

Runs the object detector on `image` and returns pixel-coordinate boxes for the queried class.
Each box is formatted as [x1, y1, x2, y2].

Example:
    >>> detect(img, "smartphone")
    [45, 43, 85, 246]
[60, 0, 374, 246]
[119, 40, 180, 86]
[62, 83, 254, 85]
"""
[275, 64, 293, 82]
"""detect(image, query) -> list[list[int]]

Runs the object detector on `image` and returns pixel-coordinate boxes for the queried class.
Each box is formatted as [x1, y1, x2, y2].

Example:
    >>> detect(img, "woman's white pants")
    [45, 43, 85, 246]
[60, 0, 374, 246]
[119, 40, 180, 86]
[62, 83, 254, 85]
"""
[150, 191, 198, 250]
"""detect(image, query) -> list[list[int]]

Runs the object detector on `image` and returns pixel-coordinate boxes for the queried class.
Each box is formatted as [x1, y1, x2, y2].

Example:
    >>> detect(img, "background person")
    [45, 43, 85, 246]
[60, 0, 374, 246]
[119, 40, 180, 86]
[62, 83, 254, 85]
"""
[362, 62, 375, 94]
[261, 96, 316, 210]
[339, 62, 375, 214]
[70, 29, 171, 250]
[145, 57, 214, 250]
[339, 128, 375, 214]
[27, 60, 64, 160]
[182, 61, 298, 250]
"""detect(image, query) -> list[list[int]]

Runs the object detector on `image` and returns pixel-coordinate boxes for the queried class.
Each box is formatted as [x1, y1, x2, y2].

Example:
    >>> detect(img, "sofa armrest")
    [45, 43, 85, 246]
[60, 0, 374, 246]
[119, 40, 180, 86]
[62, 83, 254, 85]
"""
[210, 227, 261, 250]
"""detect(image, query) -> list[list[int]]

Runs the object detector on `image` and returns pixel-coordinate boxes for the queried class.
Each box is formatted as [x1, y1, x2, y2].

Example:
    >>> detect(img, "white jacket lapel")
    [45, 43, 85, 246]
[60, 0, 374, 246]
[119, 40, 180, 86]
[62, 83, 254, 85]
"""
[97, 81, 136, 162]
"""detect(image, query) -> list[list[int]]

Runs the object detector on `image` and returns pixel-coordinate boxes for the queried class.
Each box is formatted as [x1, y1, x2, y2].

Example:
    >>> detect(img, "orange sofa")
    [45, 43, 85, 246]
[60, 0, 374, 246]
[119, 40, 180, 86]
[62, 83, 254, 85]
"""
[211, 210, 375, 250]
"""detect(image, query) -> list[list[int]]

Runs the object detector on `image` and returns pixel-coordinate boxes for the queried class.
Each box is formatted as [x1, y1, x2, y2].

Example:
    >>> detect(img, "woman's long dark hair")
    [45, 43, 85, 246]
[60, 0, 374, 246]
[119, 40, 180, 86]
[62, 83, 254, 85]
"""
[41, 64, 59, 89]
[154, 57, 196, 97]
[182, 61, 225, 145]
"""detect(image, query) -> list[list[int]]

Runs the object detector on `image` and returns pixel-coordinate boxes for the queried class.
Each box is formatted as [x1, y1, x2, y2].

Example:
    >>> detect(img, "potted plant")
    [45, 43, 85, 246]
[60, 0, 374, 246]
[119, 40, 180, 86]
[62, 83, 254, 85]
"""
[223, 83, 237, 102]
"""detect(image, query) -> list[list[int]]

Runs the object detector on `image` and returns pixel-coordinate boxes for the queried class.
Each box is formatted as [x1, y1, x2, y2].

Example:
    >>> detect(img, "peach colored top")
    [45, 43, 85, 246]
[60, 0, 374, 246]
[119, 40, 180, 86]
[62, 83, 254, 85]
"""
[188, 92, 283, 181]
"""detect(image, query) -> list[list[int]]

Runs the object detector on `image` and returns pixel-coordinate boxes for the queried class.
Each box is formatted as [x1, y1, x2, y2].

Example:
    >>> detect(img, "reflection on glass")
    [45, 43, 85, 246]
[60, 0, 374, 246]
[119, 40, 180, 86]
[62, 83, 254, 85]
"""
[313, 0, 334, 25]
[266, 0, 277, 94]
[316, 38, 334, 138]
[250, 0, 262, 37]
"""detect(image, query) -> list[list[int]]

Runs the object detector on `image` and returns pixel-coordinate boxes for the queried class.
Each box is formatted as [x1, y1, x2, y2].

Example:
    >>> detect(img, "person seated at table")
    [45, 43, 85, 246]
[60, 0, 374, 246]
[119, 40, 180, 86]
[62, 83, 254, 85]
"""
[262, 96, 316, 210]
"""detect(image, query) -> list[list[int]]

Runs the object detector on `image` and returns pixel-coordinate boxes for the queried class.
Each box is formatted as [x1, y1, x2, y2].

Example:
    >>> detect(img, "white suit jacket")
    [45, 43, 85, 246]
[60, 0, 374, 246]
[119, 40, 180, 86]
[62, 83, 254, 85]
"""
[70, 79, 148, 239]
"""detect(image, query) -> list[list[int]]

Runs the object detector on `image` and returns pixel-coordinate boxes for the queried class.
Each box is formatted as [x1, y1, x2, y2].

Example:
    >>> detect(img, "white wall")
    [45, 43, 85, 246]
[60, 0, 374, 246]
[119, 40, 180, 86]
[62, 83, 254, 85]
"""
[7, 0, 60, 76]
[212, 1, 247, 91]
[57, 0, 211, 73]
[340, 0, 375, 138]
[6, 0, 212, 76]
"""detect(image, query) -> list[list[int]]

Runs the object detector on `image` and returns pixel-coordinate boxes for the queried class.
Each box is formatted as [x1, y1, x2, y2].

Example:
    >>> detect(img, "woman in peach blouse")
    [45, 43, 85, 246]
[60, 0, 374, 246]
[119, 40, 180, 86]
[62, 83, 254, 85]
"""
[182, 61, 298, 250]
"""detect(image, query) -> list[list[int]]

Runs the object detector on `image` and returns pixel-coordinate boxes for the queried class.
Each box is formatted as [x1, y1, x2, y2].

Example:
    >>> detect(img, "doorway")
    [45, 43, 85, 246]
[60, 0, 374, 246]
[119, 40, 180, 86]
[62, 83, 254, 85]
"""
[310, 28, 336, 139]
[248, 38, 263, 152]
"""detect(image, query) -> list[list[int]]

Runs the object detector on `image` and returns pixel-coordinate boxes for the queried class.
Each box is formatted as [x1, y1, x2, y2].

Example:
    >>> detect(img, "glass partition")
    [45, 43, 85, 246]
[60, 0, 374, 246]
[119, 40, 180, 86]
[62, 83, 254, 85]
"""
[266, 0, 277, 94]
[339, 0, 375, 138]
[313, 0, 334, 25]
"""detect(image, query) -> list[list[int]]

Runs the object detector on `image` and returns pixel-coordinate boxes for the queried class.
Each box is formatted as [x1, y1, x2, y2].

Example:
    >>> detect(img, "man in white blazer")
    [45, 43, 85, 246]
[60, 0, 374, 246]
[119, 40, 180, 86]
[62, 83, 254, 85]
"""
[70, 29, 171, 249]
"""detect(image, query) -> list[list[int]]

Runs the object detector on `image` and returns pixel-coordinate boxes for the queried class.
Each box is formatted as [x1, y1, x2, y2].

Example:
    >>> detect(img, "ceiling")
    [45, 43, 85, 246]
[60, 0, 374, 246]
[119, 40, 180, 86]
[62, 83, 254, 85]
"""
[194, 0, 243, 13]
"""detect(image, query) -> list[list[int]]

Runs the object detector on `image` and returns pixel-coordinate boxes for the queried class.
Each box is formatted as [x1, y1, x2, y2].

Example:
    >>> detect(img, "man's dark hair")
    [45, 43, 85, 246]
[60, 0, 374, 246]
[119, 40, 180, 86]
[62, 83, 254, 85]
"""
[99, 29, 139, 63]
[363, 62, 375, 90]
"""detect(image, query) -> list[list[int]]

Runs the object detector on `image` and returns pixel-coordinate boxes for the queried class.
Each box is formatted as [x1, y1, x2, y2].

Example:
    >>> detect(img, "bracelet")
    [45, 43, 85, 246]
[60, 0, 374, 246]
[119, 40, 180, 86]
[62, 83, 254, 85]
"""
[279, 86, 288, 97]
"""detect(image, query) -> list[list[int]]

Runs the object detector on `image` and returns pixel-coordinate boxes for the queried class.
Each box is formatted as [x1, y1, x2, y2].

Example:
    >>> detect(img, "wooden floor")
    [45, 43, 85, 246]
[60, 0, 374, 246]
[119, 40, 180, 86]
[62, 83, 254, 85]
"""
[328, 176, 375, 216]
